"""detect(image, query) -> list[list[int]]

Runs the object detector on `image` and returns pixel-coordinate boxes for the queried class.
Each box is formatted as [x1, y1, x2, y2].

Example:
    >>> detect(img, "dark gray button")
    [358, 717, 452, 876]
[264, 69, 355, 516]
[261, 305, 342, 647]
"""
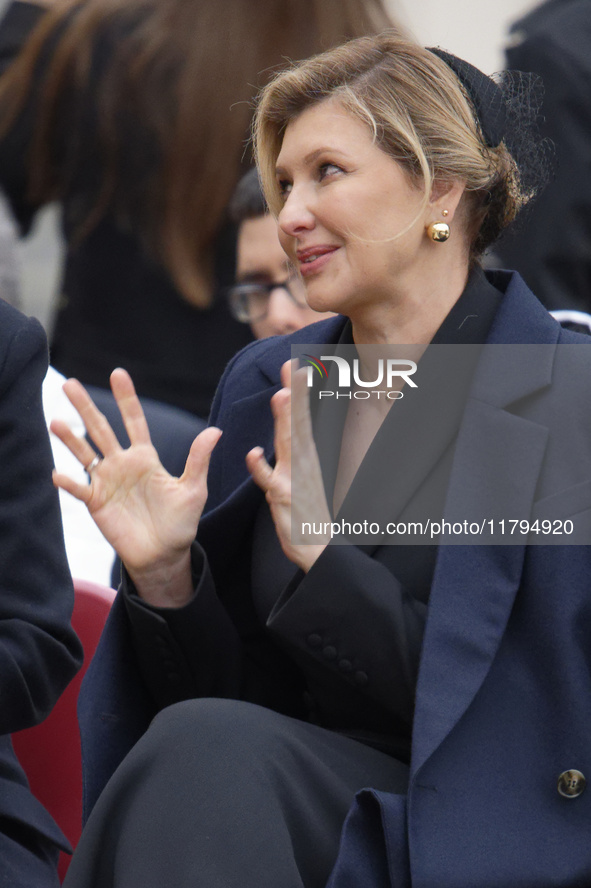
[338, 659, 353, 673]
[322, 645, 337, 660]
[307, 634, 322, 648]
[557, 770, 586, 798]
[353, 670, 368, 687]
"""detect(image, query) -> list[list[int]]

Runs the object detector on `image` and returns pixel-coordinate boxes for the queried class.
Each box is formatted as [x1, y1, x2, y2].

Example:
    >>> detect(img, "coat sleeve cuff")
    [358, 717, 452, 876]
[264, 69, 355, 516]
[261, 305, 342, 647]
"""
[122, 541, 242, 708]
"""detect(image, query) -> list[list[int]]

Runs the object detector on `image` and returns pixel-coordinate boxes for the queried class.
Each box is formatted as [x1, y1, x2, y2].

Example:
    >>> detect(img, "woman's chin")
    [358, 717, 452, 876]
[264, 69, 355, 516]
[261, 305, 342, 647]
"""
[304, 288, 341, 317]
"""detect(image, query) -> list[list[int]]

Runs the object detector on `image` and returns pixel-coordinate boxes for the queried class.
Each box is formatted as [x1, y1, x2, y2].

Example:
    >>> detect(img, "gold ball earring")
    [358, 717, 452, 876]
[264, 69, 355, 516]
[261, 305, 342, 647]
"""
[426, 221, 450, 242]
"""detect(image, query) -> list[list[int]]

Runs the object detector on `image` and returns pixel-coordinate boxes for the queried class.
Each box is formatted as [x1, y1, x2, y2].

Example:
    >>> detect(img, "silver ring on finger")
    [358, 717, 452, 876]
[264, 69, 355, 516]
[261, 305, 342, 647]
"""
[84, 454, 102, 474]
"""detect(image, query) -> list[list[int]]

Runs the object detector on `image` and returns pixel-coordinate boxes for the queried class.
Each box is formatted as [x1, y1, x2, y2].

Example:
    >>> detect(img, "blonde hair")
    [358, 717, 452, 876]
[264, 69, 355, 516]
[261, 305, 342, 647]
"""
[254, 33, 523, 256]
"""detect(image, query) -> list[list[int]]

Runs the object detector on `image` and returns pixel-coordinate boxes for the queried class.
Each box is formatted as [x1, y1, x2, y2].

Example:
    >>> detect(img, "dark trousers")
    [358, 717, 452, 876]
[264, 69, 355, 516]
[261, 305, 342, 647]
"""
[64, 699, 409, 888]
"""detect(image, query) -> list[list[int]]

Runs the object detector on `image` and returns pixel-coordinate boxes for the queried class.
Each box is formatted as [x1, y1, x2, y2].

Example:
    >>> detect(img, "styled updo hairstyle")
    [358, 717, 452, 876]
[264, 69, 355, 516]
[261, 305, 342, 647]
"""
[254, 33, 529, 259]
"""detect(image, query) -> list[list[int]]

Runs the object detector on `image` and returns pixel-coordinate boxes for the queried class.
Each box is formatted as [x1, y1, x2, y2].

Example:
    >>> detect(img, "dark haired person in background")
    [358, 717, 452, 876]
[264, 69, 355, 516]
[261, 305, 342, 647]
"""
[0, 0, 397, 418]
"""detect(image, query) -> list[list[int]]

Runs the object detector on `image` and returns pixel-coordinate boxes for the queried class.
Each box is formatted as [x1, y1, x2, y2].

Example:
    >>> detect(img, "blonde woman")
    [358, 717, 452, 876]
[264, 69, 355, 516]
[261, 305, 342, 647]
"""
[55, 33, 591, 888]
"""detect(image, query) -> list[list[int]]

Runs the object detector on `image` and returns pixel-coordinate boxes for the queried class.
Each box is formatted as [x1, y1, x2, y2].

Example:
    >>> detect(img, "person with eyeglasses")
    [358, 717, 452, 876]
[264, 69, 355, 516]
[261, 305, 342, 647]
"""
[227, 167, 334, 339]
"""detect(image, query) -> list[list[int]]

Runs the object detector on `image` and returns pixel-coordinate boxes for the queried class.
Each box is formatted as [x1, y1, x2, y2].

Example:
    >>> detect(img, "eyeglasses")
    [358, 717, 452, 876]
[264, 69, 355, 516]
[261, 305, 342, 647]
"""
[227, 274, 308, 323]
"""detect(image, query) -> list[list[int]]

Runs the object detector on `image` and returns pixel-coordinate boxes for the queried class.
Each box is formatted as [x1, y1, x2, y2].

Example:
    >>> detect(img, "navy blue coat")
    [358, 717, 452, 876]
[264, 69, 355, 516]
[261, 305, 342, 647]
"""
[79, 270, 591, 886]
[0, 299, 82, 885]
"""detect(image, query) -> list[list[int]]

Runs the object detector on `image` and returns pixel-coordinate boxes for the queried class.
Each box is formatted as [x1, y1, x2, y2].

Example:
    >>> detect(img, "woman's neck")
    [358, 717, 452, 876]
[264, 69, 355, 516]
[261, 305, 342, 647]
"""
[350, 258, 470, 346]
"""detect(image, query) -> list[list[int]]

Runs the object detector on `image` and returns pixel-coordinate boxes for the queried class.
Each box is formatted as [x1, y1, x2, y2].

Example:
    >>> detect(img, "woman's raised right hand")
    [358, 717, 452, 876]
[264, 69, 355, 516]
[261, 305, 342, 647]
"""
[50, 368, 221, 608]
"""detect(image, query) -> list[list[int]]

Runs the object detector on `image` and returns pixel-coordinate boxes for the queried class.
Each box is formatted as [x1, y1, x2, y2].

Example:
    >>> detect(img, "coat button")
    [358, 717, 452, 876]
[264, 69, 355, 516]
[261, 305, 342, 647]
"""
[307, 634, 322, 648]
[322, 645, 337, 660]
[557, 770, 586, 798]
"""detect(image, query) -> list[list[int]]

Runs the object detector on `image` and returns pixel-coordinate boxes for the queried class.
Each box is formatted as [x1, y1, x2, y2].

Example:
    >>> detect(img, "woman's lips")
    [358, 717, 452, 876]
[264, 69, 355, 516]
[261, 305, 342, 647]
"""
[297, 246, 339, 277]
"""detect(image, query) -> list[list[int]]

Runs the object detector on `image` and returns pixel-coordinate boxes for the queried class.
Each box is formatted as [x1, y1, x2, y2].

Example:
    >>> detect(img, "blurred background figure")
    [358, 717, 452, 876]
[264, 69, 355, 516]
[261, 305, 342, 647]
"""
[227, 167, 335, 339]
[0, 0, 397, 420]
[495, 0, 591, 312]
[0, 188, 115, 584]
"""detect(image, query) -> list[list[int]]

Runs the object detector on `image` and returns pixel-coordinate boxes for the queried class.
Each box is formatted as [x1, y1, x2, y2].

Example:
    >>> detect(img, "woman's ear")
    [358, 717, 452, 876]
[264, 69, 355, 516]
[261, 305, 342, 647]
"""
[428, 179, 465, 223]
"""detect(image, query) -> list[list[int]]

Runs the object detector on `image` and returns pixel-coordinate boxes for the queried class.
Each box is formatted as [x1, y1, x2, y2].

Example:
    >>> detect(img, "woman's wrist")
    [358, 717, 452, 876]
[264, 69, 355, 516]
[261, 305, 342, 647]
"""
[126, 549, 194, 609]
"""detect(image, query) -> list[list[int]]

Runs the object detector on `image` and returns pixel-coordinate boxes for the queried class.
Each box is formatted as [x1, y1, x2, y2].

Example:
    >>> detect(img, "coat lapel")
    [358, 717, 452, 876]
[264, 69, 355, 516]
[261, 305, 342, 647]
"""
[411, 273, 561, 776]
[410, 401, 549, 775]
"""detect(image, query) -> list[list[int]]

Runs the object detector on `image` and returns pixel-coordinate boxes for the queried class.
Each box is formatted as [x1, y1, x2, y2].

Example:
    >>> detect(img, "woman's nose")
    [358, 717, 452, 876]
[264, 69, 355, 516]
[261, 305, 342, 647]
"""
[278, 187, 315, 238]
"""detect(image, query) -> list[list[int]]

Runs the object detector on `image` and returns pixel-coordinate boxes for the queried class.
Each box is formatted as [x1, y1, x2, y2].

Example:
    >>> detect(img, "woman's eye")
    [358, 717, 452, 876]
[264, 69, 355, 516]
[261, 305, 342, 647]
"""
[318, 162, 343, 180]
[278, 179, 293, 200]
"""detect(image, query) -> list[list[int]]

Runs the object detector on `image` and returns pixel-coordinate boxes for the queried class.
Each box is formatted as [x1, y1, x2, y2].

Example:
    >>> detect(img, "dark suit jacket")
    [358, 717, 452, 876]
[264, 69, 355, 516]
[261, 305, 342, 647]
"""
[0, 299, 82, 882]
[79, 270, 591, 886]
